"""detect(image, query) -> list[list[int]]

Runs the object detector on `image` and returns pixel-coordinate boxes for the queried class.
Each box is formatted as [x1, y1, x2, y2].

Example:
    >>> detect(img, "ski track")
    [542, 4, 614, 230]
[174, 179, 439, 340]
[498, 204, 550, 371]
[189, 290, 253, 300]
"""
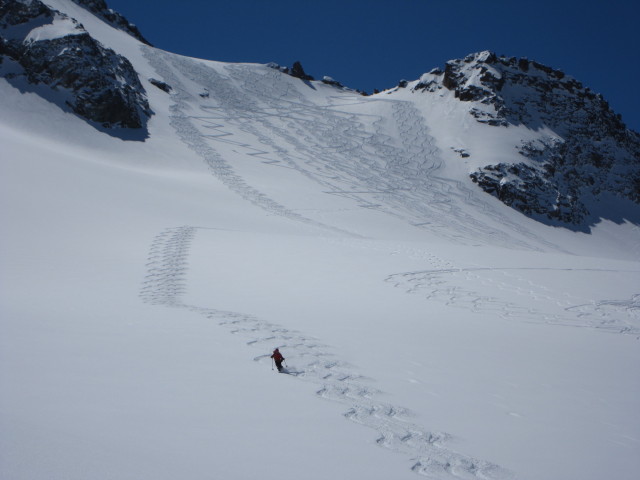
[136, 45, 640, 477]
[140, 226, 514, 480]
[386, 267, 640, 335]
[142, 48, 359, 239]
[143, 46, 564, 252]
[135, 47, 603, 478]
[137, 46, 640, 477]
[223, 63, 565, 253]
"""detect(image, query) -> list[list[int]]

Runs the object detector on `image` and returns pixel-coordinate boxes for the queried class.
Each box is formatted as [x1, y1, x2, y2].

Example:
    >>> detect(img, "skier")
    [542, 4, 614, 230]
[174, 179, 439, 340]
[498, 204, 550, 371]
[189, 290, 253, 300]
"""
[271, 348, 285, 372]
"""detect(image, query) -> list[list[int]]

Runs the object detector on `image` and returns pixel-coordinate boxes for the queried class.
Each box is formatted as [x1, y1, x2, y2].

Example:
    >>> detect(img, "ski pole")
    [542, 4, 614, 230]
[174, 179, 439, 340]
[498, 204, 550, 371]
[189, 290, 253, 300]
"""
[271, 358, 274, 370]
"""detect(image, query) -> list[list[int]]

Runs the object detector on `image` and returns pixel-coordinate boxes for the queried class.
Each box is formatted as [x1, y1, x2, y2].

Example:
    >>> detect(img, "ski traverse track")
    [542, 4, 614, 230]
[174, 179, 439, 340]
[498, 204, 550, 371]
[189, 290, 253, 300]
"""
[142, 48, 359, 239]
[140, 226, 514, 480]
[143, 46, 564, 253]
[137, 46, 640, 478]
[386, 267, 640, 334]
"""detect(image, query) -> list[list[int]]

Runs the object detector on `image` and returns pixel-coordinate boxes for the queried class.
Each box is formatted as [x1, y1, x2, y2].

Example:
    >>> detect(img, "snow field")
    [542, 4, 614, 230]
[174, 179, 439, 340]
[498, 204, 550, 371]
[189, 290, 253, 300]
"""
[2, 3, 640, 478]
[143, 226, 513, 479]
[175, 227, 640, 480]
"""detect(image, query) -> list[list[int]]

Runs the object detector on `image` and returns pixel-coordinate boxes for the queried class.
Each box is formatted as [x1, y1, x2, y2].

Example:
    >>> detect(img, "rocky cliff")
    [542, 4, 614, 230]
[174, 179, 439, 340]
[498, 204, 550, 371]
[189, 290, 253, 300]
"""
[0, 0, 151, 130]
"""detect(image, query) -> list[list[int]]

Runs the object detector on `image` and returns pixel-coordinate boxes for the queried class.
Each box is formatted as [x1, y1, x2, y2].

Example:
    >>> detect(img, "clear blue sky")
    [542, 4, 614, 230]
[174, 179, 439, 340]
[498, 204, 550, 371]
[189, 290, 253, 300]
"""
[107, 0, 640, 132]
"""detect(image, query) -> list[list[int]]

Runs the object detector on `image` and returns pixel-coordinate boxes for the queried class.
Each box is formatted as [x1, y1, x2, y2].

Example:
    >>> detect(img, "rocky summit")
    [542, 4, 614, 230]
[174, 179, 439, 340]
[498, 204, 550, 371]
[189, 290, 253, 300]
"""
[413, 51, 640, 227]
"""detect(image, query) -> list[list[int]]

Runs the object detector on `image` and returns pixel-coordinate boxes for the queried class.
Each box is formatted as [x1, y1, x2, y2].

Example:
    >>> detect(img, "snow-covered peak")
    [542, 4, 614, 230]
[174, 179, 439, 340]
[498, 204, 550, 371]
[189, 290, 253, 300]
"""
[411, 51, 614, 131]
[2, 0, 638, 230]
[399, 51, 640, 227]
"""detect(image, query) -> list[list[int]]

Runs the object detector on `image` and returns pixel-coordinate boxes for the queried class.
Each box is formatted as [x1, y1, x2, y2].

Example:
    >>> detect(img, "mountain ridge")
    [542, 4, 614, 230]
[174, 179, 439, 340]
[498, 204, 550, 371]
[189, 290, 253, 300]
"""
[1, 0, 638, 229]
[400, 50, 640, 228]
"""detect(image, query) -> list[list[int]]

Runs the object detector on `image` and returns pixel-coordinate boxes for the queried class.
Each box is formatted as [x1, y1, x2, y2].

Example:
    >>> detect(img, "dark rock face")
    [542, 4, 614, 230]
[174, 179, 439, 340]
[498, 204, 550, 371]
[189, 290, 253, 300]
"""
[470, 132, 640, 226]
[70, 0, 151, 45]
[290, 61, 314, 81]
[1, 0, 151, 130]
[149, 78, 172, 93]
[267, 61, 315, 82]
[470, 161, 588, 225]
[1, 0, 49, 26]
[417, 51, 640, 228]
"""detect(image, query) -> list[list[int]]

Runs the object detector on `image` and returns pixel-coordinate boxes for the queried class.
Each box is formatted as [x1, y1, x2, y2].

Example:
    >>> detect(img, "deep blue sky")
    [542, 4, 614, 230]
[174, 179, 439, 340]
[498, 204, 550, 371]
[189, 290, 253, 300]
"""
[107, 0, 640, 132]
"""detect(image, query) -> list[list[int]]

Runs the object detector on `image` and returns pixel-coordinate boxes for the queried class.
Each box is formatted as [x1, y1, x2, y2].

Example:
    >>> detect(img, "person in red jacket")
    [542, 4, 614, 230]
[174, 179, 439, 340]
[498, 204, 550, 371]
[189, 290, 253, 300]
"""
[271, 348, 285, 372]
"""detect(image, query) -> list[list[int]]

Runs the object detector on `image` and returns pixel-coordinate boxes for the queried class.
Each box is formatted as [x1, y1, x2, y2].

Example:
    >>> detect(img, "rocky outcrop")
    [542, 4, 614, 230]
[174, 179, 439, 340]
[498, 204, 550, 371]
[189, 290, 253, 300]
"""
[149, 78, 172, 93]
[70, 0, 151, 45]
[289, 60, 314, 81]
[267, 60, 315, 82]
[267, 61, 366, 94]
[469, 161, 588, 225]
[1, 0, 151, 130]
[321, 75, 344, 88]
[417, 51, 640, 227]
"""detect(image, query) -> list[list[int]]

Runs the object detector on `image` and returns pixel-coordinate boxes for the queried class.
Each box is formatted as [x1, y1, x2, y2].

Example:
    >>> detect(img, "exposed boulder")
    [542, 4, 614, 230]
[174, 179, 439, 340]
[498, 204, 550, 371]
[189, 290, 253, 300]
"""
[149, 78, 172, 93]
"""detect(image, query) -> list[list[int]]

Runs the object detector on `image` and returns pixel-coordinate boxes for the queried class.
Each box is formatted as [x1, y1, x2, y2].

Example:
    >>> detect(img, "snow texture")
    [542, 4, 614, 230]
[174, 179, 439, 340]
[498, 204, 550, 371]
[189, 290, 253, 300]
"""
[2, 2, 640, 480]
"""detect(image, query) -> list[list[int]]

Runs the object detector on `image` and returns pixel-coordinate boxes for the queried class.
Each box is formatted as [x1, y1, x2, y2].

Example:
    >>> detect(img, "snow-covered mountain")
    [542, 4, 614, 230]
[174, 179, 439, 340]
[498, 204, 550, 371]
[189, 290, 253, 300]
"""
[2, 2, 639, 480]
[3, 0, 639, 228]
[407, 51, 640, 228]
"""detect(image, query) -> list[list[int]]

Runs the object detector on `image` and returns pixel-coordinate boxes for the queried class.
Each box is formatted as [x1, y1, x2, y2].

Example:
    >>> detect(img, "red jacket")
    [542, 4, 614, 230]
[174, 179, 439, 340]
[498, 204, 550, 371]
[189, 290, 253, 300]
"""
[271, 350, 284, 362]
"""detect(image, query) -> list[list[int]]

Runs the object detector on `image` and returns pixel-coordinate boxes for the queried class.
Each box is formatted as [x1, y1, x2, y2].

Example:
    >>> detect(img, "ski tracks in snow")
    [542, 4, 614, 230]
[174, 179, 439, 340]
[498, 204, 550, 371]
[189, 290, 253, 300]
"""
[140, 226, 513, 480]
[142, 48, 356, 238]
[142, 46, 563, 253]
[386, 266, 640, 334]
[138, 47, 638, 477]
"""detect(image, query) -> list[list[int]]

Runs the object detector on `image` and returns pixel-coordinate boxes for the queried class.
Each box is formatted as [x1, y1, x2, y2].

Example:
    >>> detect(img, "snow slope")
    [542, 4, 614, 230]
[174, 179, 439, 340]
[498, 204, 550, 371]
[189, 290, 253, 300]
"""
[2, 1, 639, 479]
